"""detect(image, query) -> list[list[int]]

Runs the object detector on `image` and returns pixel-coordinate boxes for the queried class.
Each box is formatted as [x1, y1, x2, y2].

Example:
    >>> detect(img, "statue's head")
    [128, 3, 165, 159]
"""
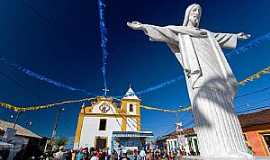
[183, 4, 202, 28]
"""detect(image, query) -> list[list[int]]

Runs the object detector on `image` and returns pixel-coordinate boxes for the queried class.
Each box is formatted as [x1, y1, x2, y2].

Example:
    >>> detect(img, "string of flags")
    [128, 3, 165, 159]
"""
[0, 98, 95, 112]
[0, 65, 269, 113]
[0, 99, 191, 113]
[141, 105, 191, 113]
[238, 66, 270, 85]
[0, 57, 95, 96]
[0, 32, 269, 97]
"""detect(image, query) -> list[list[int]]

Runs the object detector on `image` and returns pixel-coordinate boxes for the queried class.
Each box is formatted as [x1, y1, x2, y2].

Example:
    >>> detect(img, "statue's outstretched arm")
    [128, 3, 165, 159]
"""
[214, 32, 251, 49]
[127, 21, 145, 31]
[236, 32, 251, 40]
[127, 21, 179, 44]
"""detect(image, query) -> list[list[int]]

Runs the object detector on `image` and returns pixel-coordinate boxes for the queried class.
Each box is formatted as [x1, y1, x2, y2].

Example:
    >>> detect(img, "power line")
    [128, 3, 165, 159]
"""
[236, 85, 270, 99]
[0, 70, 40, 101]
[19, 0, 52, 25]
[225, 32, 270, 57]
[237, 105, 270, 114]
[236, 97, 270, 112]
[0, 71, 28, 91]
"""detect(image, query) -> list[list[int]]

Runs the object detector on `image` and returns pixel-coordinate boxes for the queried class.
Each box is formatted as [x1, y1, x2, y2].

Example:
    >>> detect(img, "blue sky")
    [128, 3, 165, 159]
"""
[0, 0, 270, 141]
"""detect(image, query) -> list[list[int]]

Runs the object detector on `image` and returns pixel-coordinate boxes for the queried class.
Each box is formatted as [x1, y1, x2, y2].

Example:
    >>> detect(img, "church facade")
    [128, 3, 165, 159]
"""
[73, 87, 141, 150]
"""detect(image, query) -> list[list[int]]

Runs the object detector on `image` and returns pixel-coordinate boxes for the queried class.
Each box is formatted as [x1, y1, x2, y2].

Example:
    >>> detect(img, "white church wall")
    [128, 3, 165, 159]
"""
[79, 116, 122, 149]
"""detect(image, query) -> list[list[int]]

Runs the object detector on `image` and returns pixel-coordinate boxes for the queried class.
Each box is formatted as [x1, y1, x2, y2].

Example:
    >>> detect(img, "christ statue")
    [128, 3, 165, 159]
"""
[127, 3, 253, 159]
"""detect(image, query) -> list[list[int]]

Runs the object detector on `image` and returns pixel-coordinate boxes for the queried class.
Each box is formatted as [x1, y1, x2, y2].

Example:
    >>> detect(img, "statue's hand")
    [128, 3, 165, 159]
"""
[237, 32, 251, 40]
[127, 21, 144, 30]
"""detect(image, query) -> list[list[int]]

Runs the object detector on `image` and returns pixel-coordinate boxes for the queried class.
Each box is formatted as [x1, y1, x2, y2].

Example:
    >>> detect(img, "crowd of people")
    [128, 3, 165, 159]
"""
[37, 146, 190, 160]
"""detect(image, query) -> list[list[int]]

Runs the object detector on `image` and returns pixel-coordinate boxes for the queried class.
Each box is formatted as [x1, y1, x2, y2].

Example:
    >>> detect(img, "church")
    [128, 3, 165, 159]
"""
[73, 87, 153, 151]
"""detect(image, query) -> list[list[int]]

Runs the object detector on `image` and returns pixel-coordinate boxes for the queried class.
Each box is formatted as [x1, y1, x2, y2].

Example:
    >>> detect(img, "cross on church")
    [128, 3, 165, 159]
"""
[102, 88, 110, 97]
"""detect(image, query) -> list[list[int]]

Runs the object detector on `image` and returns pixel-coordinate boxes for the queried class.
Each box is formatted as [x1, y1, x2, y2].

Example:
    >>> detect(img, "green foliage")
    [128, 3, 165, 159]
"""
[55, 137, 68, 147]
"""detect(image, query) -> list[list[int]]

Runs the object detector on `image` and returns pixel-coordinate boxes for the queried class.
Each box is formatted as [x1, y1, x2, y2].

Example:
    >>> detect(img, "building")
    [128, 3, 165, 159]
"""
[156, 127, 199, 156]
[0, 119, 45, 160]
[111, 131, 153, 153]
[74, 87, 153, 151]
[156, 108, 270, 157]
[239, 108, 270, 156]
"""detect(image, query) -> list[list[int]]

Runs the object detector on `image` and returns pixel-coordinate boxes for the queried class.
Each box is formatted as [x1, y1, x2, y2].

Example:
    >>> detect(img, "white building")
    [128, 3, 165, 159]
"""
[0, 119, 42, 160]
[165, 128, 199, 155]
[156, 127, 199, 156]
[73, 87, 141, 150]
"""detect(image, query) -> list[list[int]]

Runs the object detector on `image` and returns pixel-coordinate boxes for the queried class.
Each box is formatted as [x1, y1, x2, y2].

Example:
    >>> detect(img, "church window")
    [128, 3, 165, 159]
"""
[129, 104, 134, 112]
[99, 119, 107, 131]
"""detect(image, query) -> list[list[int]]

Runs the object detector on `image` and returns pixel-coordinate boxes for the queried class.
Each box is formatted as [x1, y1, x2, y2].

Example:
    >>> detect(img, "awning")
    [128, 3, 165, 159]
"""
[112, 131, 154, 138]
[0, 141, 13, 149]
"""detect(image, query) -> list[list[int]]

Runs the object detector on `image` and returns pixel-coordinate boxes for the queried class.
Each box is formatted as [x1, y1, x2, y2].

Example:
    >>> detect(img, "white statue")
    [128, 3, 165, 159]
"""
[127, 4, 253, 159]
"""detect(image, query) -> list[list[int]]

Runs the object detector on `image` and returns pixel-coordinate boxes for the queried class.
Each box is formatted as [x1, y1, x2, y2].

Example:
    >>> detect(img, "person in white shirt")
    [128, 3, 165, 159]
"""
[139, 149, 146, 160]
[53, 146, 66, 160]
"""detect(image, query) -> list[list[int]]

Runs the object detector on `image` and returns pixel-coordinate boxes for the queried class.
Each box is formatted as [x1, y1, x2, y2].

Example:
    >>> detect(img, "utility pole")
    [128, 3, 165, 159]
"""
[12, 111, 22, 129]
[44, 107, 64, 152]
[51, 108, 63, 139]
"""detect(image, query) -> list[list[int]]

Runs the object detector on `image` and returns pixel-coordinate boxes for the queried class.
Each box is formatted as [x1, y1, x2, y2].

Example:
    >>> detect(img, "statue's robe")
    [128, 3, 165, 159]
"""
[141, 24, 248, 157]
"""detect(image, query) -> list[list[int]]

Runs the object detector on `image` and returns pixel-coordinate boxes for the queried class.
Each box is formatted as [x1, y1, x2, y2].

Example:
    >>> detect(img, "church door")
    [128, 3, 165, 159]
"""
[95, 137, 107, 150]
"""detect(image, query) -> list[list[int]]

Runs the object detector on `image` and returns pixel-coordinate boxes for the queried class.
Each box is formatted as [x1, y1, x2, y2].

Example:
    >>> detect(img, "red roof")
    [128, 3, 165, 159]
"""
[238, 108, 270, 128]
[165, 128, 195, 139]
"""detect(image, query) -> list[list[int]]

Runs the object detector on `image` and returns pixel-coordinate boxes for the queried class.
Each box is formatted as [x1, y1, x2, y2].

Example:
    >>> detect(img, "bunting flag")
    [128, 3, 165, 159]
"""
[0, 98, 95, 112]
[0, 65, 270, 113]
[136, 76, 184, 95]
[141, 105, 191, 113]
[238, 66, 270, 85]
[0, 57, 95, 96]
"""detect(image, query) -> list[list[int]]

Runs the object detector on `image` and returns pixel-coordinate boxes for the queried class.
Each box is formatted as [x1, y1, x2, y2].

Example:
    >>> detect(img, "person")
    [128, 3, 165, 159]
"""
[99, 150, 106, 160]
[120, 153, 130, 160]
[75, 149, 84, 160]
[104, 149, 110, 160]
[89, 147, 95, 157]
[146, 150, 152, 160]
[133, 149, 138, 160]
[53, 146, 66, 160]
[111, 150, 118, 160]
[71, 150, 77, 160]
[90, 151, 99, 160]
[167, 152, 173, 160]
[66, 150, 73, 160]
[82, 147, 89, 160]
[160, 153, 167, 160]
[139, 149, 146, 160]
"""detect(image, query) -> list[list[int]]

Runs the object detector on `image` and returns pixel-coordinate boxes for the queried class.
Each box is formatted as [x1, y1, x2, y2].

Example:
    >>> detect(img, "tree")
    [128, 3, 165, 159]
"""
[55, 137, 68, 148]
